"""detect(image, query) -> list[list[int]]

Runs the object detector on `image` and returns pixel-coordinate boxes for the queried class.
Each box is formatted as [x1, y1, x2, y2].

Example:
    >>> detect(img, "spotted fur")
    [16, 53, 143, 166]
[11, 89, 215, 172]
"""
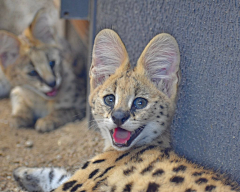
[13, 29, 240, 191]
[0, 9, 86, 132]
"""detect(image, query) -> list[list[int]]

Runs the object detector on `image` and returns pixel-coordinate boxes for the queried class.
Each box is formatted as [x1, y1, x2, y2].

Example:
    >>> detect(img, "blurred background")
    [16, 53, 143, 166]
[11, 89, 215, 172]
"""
[0, 1, 104, 191]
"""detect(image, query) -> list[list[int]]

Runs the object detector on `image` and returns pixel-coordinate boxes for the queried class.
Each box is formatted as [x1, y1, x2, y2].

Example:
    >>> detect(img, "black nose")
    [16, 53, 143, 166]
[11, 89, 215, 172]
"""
[47, 80, 56, 88]
[111, 110, 130, 126]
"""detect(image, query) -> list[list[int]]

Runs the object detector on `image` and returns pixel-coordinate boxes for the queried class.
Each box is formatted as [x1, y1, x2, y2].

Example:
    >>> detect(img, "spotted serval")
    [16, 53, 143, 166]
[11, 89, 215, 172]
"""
[0, 9, 86, 132]
[13, 29, 240, 191]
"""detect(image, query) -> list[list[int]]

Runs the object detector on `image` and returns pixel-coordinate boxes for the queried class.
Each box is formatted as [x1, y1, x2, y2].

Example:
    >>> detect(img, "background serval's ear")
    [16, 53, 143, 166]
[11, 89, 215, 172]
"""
[0, 31, 20, 68]
[136, 33, 180, 100]
[90, 29, 129, 92]
[27, 9, 56, 44]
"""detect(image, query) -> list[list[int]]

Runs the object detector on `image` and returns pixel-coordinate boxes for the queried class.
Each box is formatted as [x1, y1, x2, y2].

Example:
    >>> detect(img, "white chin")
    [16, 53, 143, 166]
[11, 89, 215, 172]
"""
[111, 143, 132, 151]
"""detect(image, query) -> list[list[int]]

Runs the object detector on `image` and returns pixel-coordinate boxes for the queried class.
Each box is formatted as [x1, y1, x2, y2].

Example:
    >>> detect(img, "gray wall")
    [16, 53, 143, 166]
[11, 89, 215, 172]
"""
[95, 0, 240, 183]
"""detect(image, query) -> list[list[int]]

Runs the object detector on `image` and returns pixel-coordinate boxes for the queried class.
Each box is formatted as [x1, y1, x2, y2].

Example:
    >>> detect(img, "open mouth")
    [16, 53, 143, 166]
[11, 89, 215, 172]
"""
[45, 88, 58, 97]
[110, 125, 145, 148]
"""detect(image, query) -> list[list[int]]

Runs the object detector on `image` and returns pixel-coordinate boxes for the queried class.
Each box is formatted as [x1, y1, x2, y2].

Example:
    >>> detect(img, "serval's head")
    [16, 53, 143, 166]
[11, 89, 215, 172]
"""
[0, 9, 63, 100]
[89, 29, 180, 151]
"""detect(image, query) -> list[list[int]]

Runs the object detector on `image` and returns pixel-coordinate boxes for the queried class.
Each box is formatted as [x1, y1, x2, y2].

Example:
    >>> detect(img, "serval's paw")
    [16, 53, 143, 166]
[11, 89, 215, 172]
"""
[35, 117, 56, 133]
[13, 167, 44, 192]
[13, 167, 71, 192]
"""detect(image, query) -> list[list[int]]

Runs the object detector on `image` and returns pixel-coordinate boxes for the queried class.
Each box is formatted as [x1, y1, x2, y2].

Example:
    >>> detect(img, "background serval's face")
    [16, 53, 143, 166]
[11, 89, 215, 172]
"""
[0, 9, 64, 99]
[89, 29, 180, 151]
[9, 46, 63, 99]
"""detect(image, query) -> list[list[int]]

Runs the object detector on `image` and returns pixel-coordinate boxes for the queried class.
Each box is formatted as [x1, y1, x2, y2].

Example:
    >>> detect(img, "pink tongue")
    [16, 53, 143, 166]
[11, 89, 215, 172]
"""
[113, 127, 131, 144]
[46, 89, 57, 97]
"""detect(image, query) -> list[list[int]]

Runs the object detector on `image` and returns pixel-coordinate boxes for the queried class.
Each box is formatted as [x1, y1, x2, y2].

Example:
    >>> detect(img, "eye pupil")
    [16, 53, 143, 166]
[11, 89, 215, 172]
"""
[104, 94, 115, 107]
[49, 61, 55, 68]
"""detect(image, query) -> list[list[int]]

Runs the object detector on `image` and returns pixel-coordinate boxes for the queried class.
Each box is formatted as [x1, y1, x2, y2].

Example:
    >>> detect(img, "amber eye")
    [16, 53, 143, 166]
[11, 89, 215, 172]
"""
[132, 97, 148, 109]
[104, 94, 115, 107]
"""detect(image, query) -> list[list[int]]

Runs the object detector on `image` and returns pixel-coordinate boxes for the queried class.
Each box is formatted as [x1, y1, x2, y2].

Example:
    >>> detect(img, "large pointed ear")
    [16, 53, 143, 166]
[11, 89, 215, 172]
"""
[136, 33, 180, 100]
[90, 29, 129, 92]
[0, 31, 21, 68]
[27, 9, 56, 44]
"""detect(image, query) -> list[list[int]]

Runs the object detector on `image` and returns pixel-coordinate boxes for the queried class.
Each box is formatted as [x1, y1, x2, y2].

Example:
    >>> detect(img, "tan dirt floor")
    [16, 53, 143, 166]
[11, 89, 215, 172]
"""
[0, 98, 104, 192]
